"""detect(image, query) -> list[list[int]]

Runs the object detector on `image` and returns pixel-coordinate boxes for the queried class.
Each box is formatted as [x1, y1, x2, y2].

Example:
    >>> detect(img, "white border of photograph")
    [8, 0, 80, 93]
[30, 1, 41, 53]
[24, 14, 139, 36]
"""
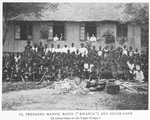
[0, 0, 149, 120]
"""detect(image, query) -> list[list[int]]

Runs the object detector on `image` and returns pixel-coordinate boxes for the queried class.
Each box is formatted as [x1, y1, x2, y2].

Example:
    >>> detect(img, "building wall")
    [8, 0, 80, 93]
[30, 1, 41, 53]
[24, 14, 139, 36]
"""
[3, 22, 27, 52]
[3, 21, 141, 53]
[134, 25, 141, 53]
[115, 24, 141, 53]
[32, 22, 117, 50]
[93, 22, 116, 50]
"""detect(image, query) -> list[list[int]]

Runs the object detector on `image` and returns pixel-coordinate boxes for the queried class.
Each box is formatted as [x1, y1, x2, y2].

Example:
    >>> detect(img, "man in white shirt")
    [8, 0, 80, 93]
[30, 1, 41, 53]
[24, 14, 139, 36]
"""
[86, 32, 90, 41]
[53, 34, 59, 41]
[128, 46, 134, 58]
[49, 44, 55, 53]
[14, 53, 21, 63]
[44, 44, 49, 55]
[78, 43, 88, 57]
[90, 34, 97, 42]
[62, 45, 69, 53]
[55, 44, 62, 53]
[59, 33, 64, 41]
[32, 43, 38, 52]
[122, 45, 128, 56]
[98, 46, 103, 57]
[70, 43, 77, 54]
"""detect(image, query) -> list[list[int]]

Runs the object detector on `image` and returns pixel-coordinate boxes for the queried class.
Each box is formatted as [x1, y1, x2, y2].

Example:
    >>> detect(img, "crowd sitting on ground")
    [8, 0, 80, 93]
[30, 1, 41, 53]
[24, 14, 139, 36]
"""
[3, 41, 148, 83]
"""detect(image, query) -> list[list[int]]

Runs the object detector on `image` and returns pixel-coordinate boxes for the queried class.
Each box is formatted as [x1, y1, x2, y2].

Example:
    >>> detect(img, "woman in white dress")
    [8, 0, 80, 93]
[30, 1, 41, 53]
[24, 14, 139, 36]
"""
[134, 64, 145, 82]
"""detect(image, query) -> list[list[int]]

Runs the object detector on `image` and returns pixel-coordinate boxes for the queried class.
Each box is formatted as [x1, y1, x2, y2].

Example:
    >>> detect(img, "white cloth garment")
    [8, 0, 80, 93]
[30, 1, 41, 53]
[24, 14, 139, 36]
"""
[79, 47, 88, 57]
[134, 51, 139, 55]
[89, 64, 94, 72]
[127, 61, 135, 74]
[90, 36, 97, 42]
[60, 36, 64, 41]
[134, 70, 145, 82]
[84, 63, 89, 69]
[55, 48, 62, 53]
[70, 47, 77, 54]
[134, 64, 144, 82]
[86, 36, 90, 41]
[62, 47, 69, 53]
[44, 48, 49, 55]
[53, 36, 59, 41]
[98, 50, 103, 56]
[127, 61, 135, 71]
[122, 49, 128, 56]
[103, 48, 108, 58]
[104, 48, 108, 52]
[14, 56, 21, 63]
[49, 48, 56, 53]
[32, 47, 38, 52]
[129, 51, 134, 57]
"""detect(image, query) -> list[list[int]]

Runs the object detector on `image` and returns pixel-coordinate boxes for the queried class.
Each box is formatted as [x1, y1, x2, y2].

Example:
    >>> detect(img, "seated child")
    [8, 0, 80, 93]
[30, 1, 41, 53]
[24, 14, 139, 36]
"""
[134, 64, 145, 82]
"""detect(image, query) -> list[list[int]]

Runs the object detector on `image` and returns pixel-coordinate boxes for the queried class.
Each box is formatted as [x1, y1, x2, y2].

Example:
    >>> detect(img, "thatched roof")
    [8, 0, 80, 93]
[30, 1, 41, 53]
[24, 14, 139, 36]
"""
[8, 3, 131, 22]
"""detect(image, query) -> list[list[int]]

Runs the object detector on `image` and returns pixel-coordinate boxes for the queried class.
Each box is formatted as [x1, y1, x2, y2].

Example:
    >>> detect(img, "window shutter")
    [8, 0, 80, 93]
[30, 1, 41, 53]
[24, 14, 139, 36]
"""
[48, 26, 53, 41]
[96, 25, 101, 40]
[117, 26, 121, 37]
[64, 24, 67, 40]
[15, 25, 20, 39]
[80, 24, 85, 41]
[27, 24, 33, 40]
[123, 26, 127, 37]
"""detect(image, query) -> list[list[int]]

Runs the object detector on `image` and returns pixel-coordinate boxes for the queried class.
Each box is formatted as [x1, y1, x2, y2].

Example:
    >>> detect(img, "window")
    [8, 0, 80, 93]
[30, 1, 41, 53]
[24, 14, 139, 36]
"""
[48, 26, 53, 40]
[117, 24, 128, 37]
[15, 22, 33, 40]
[96, 25, 101, 40]
[48, 22, 66, 41]
[80, 22, 98, 41]
[80, 24, 85, 41]
[85, 22, 96, 37]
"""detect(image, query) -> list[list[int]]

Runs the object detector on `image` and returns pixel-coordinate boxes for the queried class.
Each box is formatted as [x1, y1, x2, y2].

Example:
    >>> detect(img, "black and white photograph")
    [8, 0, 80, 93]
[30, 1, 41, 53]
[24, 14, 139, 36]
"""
[1, 1, 149, 115]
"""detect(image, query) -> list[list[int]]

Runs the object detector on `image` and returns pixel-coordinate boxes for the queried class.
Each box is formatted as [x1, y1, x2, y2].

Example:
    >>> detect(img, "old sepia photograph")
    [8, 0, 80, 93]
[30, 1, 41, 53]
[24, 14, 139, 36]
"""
[2, 2, 148, 111]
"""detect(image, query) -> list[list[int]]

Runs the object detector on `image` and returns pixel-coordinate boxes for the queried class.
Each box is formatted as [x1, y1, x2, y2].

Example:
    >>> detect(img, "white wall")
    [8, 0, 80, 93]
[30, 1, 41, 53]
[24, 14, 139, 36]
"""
[3, 21, 141, 53]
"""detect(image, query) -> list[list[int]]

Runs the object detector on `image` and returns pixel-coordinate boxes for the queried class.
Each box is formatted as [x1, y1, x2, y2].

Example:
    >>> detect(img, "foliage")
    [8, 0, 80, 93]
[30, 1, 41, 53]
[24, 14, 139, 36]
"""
[117, 37, 127, 46]
[3, 3, 58, 44]
[121, 3, 149, 45]
[40, 26, 49, 40]
[102, 30, 115, 44]
[84, 41, 93, 51]
[3, 3, 58, 19]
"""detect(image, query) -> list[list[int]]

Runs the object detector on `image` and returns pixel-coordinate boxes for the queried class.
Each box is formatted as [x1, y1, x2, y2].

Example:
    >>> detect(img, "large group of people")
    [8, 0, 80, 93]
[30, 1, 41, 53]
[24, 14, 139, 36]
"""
[3, 41, 148, 83]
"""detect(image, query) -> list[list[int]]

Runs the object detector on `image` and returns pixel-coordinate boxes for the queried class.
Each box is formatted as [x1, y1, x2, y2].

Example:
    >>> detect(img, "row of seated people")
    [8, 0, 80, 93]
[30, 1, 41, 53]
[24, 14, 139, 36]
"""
[3, 42, 148, 83]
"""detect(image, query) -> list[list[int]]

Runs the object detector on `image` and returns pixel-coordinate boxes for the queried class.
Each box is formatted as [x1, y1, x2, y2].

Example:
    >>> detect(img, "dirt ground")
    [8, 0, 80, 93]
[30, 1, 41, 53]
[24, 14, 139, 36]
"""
[2, 81, 148, 110]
